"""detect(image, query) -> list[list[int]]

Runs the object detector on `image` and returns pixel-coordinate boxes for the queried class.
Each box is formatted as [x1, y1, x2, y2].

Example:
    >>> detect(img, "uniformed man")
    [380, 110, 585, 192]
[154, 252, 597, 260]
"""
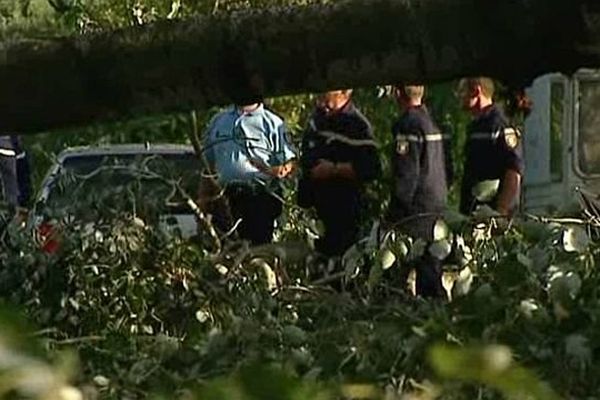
[457, 78, 523, 215]
[203, 96, 296, 245]
[298, 89, 380, 257]
[0, 135, 31, 216]
[387, 85, 447, 298]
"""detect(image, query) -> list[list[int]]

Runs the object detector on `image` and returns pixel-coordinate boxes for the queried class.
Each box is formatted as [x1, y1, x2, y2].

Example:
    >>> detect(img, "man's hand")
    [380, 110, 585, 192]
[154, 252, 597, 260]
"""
[496, 169, 521, 216]
[271, 161, 295, 178]
[310, 159, 336, 180]
[250, 159, 295, 178]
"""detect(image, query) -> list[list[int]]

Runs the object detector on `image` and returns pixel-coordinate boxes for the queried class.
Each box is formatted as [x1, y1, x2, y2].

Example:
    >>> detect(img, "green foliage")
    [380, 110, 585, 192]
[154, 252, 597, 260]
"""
[0, 2, 594, 400]
[2, 167, 600, 399]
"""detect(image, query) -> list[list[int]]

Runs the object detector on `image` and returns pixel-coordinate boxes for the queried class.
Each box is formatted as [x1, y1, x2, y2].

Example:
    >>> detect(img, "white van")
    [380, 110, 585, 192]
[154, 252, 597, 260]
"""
[524, 69, 600, 212]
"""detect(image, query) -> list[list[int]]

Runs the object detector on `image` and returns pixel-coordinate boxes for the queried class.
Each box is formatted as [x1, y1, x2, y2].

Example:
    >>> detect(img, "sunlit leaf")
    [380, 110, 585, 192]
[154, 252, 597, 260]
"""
[429, 239, 452, 260]
[518, 299, 539, 319]
[380, 249, 397, 270]
[429, 344, 560, 400]
[473, 205, 501, 219]
[451, 267, 473, 298]
[433, 219, 450, 241]
[472, 179, 500, 202]
[562, 226, 590, 253]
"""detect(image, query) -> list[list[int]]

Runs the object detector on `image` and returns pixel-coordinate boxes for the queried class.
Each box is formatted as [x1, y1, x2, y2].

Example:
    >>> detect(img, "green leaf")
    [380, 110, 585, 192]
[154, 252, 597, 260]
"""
[565, 334, 591, 369]
[433, 219, 450, 241]
[472, 205, 500, 219]
[518, 299, 539, 319]
[429, 344, 560, 400]
[429, 239, 452, 260]
[282, 325, 307, 346]
[547, 267, 582, 303]
[562, 226, 590, 253]
[407, 239, 427, 261]
[379, 248, 396, 270]
[451, 267, 473, 298]
[443, 210, 469, 231]
[472, 179, 500, 202]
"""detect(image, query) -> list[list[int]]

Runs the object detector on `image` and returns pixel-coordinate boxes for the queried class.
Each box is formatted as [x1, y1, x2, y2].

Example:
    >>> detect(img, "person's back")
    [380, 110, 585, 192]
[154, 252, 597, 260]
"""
[386, 85, 447, 298]
[389, 103, 447, 222]
[0, 135, 30, 214]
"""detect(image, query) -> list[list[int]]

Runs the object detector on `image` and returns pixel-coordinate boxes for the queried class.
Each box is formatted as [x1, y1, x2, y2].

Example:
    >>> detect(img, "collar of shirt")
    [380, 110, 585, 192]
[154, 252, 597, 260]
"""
[234, 103, 265, 118]
[316, 99, 356, 119]
[478, 103, 498, 118]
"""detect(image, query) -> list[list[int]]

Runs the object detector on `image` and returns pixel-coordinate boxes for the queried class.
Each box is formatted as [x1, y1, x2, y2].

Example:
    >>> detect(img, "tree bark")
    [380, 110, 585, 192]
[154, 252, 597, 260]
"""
[0, 0, 599, 133]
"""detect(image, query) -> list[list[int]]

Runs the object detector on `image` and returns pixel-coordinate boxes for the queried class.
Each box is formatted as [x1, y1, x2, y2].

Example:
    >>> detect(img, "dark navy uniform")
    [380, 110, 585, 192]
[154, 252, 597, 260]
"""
[460, 104, 524, 214]
[388, 105, 447, 298]
[298, 101, 380, 257]
[0, 135, 31, 211]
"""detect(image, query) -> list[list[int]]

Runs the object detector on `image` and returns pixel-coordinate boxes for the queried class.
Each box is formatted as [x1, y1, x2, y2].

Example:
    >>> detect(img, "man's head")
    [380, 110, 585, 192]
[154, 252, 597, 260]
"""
[393, 85, 425, 108]
[232, 92, 264, 109]
[457, 77, 495, 113]
[317, 89, 353, 114]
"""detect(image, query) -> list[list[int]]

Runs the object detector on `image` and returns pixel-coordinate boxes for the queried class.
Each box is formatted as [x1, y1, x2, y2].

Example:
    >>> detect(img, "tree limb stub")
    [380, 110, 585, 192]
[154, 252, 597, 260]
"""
[0, 0, 599, 133]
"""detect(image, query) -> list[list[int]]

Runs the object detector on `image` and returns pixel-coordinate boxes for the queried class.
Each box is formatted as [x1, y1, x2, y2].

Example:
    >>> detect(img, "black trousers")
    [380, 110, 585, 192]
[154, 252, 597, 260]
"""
[0, 155, 18, 209]
[312, 184, 362, 257]
[393, 213, 446, 299]
[414, 252, 445, 298]
[220, 184, 282, 245]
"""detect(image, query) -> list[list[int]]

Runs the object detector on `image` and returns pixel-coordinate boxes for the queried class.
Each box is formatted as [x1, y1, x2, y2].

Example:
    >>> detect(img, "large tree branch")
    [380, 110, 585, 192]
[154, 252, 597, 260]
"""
[0, 0, 599, 133]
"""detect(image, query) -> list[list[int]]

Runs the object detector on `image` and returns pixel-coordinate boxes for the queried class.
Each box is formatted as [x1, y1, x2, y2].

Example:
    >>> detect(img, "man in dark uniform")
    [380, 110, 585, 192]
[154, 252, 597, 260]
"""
[298, 89, 380, 257]
[0, 135, 31, 216]
[457, 78, 523, 216]
[387, 85, 447, 298]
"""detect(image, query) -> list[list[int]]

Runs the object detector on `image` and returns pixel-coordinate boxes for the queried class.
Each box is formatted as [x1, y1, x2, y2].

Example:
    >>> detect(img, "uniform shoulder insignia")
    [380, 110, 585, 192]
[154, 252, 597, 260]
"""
[503, 127, 520, 149]
[396, 135, 409, 155]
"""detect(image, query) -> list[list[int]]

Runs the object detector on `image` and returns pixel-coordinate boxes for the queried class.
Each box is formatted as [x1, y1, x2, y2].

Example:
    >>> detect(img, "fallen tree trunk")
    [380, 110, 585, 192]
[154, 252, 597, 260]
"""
[0, 0, 599, 132]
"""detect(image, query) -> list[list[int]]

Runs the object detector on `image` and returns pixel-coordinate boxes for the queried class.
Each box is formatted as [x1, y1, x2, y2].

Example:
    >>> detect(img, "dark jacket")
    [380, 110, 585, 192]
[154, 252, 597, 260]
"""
[298, 101, 381, 208]
[0, 135, 31, 208]
[388, 105, 447, 223]
[460, 104, 524, 214]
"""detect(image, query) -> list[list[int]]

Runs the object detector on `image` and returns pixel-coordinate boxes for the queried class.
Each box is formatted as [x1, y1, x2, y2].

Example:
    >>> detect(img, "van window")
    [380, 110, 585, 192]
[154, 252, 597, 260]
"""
[578, 80, 600, 175]
[550, 82, 564, 181]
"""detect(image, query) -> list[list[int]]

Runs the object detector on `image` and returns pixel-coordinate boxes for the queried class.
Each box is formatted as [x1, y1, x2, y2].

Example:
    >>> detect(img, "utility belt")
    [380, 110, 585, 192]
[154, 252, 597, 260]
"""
[225, 179, 281, 198]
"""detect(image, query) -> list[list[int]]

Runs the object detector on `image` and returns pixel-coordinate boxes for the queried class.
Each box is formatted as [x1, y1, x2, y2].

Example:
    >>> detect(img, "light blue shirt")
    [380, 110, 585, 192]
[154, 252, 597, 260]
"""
[203, 104, 296, 184]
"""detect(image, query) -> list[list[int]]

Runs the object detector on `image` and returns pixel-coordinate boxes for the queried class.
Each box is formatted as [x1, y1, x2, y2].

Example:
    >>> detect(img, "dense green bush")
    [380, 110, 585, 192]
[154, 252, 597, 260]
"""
[1, 165, 599, 399]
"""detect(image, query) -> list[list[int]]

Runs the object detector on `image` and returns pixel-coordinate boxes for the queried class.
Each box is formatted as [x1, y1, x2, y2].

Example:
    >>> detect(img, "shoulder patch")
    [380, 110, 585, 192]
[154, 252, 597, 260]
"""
[396, 136, 410, 155]
[503, 127, 520, 149]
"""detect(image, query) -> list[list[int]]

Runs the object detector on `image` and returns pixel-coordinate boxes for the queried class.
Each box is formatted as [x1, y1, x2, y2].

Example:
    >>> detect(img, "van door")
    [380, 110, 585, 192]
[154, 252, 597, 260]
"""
[523, 74, 571, 212]
[574, 71, 600, 194]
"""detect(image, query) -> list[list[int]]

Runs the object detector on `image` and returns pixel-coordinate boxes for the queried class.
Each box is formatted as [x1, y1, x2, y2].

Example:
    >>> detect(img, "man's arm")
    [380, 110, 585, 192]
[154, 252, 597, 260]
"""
[496, 169, 521, 215]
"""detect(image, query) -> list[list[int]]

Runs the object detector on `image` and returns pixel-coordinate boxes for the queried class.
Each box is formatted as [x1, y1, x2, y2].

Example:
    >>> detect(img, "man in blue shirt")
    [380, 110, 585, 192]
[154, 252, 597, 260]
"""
[0, 135, 31, 216]
[203, 97, 296, 244]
